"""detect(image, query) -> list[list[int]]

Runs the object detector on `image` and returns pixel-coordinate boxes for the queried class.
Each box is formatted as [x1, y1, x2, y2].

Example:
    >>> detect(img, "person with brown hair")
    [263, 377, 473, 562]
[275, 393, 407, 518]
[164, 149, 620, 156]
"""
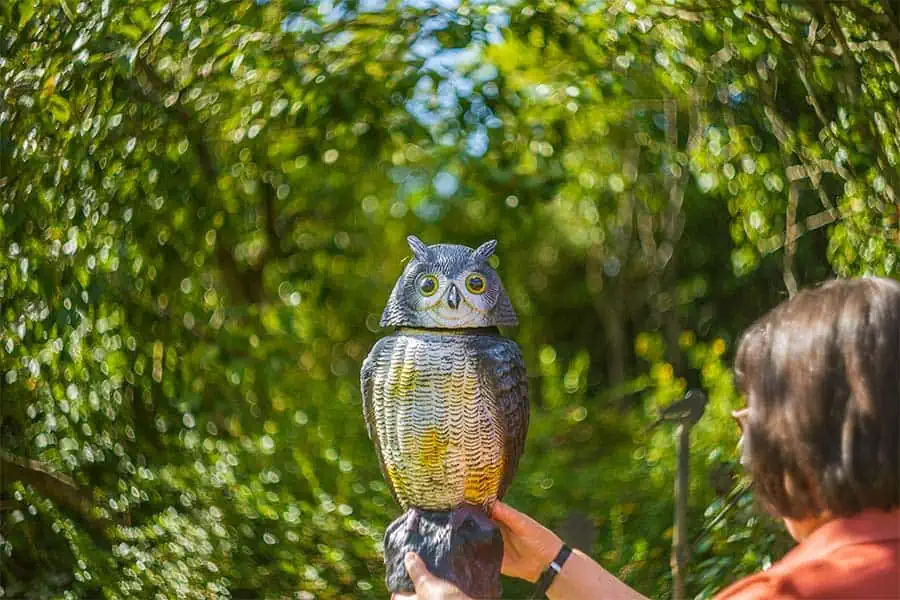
[396, 277, 900, 599]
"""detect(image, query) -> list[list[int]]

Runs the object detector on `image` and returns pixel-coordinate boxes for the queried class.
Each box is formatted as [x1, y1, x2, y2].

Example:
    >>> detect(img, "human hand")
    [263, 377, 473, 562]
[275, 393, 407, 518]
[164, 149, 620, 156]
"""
[392, 552, 474, 600]
[489, 501, 564, 583]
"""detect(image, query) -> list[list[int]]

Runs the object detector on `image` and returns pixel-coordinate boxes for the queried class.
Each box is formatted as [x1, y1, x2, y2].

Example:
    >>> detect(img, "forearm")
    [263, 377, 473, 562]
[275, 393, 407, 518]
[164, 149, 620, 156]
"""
[545, 549, 649, 600]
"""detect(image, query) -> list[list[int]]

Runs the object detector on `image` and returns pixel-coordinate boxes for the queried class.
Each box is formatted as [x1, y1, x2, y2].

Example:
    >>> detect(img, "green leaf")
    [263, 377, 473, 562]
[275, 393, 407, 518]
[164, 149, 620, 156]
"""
[17, 1, 35, 28]
[57, 0, 74, 21]
[47, 95, 71, 123]
[113, 23, 143, 42]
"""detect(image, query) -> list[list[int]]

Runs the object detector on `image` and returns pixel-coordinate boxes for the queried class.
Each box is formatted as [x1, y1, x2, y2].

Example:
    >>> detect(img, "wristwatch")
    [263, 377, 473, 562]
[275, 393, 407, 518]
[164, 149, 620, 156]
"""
[532, 544, 572, 598]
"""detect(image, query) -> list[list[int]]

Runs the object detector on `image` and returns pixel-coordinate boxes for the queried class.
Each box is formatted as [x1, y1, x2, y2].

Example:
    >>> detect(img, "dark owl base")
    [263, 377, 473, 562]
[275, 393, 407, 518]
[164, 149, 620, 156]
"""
[384, 506, 504, 599]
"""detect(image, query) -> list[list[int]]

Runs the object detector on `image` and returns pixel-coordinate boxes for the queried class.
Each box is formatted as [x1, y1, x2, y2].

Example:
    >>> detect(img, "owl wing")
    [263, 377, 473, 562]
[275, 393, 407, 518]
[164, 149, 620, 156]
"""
[478, 338, 529, 500]
[360, 337, 401, 507]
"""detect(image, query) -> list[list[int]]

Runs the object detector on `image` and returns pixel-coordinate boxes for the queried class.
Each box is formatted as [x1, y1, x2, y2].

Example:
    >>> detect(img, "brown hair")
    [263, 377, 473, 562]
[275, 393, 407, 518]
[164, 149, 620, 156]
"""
[734, 277, 900, 520]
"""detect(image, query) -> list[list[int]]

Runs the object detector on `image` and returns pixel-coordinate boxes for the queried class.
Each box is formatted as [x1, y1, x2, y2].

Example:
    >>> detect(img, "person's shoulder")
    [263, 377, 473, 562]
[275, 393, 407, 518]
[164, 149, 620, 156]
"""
[783, 540, 899, 598]
[715, 539, 899, 600]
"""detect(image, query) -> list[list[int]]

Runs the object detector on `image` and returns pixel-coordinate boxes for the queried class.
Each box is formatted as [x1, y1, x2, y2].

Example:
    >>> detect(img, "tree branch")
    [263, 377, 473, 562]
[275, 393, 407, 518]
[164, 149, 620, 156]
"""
[215, 244, 263, 304]
[783, 158, 800, 297]
[0, 451, 114, 534]
[261, 181, 289, 261]
[794, 58, 830, 128]
[873, 0, 900, 40]
[133, 0, 177, 59]
[660, 86, 704, 374]
[818, 2, 859, 101]
[123, 59, 274, 303]
[761, 95, 839, 213]
[130, 59, 219, 182]
[758, 207, 840, 255]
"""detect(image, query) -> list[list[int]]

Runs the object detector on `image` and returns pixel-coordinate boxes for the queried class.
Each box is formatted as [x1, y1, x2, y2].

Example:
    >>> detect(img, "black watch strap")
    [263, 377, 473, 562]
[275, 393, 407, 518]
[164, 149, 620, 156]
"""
[532, 544, 572, 599]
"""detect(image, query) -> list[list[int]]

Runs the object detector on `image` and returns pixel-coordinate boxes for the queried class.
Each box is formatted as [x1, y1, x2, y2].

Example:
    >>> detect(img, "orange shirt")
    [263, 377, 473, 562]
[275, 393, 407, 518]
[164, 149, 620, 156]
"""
[715, 509, 900, 599]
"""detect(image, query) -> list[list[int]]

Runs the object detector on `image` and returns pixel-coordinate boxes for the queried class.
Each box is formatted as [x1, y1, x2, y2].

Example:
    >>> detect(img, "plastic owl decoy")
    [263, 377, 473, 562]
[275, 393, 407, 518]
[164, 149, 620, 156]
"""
[361, 236, 529, 597]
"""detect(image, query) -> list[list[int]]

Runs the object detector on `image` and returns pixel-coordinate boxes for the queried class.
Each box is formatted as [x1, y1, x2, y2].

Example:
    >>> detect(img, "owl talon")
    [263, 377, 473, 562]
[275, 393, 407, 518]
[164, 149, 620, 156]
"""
[405, 508, 422, 533]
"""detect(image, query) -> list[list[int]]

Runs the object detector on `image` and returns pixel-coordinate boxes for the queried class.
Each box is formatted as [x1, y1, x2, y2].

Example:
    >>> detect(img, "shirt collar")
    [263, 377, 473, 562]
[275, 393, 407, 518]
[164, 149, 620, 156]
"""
[774, 509, 900, 571]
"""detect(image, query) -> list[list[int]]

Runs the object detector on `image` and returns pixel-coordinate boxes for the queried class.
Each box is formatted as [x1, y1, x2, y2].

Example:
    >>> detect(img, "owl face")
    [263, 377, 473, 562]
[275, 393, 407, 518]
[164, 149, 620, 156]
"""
[380, 236, 518, 329]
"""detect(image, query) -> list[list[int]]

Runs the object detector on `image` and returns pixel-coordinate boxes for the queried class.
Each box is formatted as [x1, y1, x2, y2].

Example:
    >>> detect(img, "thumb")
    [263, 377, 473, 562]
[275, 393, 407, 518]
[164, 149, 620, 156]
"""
[404, 552, 431, 590]
[490, 501, 528, 532]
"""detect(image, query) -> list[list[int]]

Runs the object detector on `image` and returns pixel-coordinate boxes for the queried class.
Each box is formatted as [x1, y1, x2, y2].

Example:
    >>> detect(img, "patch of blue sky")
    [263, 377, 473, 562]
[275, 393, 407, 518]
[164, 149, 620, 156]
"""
[404, 99, 445, 128]
[449, 74, 474, 98]
[410, 36, 441, 59]
[287, 0, 511, 158]
[487, 10, 510, 28]
[326, 30, 355, 48]
[484, 26, 504, 45]
[318, 0, 349, 22]
[465, 127, 488, 157]
[433, 171, 459, 197]
[282, 14, 320, 33]
[389, 166, 412, 184]
[414, 199, 445, 223]
[463, 97, 491, 125]
[438, 132, 458, 147]
[423, 45, 482, 77]
[470, 63, 498, 83]
[415, 75, 436, 93]
[485, 115, 502, 129]
[402, 0, 461, 11]
[435, 79, 462, 106]
[359, 0, 388, 12]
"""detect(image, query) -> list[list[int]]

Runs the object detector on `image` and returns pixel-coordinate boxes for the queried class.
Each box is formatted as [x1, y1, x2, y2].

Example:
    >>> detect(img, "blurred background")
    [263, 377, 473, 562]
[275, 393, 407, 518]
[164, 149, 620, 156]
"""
[0, 0, 897, 598]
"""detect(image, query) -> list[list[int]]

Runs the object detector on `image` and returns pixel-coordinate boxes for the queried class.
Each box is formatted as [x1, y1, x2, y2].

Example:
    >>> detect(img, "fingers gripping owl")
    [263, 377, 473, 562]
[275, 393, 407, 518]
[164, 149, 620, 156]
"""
[361, 236, 529, 598]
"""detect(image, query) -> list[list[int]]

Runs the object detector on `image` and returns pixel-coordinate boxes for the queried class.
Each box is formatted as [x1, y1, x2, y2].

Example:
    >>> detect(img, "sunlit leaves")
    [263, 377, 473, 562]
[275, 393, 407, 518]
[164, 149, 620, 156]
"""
[1, 0, 896, 598]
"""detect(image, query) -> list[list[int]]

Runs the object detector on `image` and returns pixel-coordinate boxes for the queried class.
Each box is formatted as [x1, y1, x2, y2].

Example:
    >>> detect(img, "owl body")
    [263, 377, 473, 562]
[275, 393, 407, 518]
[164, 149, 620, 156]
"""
[362, 236, 529, 513]
[362, 329, 526, 510]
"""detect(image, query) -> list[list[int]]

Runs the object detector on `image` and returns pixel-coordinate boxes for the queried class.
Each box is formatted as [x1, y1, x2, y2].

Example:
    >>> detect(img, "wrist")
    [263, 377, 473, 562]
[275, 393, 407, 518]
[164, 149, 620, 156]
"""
[532, 544, 573, 597]
[528, 538, 565, 583]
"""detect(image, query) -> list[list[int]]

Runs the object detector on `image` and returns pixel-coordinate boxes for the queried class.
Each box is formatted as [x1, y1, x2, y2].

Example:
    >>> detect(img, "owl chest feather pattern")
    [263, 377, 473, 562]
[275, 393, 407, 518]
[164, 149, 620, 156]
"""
[367, 332, 509, 510]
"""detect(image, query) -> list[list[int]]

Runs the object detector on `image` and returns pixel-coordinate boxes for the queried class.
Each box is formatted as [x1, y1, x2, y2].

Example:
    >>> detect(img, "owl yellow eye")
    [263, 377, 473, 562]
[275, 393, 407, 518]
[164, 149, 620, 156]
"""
[465, 274, 486, 294]
[418, 275, 439, 297]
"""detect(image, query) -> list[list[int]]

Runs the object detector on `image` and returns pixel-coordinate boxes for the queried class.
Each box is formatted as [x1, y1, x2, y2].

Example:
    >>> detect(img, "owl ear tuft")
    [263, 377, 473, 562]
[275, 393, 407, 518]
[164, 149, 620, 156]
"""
[407, 235, 430, 261]
[472, 239, 497, 262]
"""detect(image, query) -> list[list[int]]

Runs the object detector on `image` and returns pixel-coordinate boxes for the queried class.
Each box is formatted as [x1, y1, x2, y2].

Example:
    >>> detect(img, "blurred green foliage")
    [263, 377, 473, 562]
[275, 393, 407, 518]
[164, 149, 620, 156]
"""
[0, 0, 896, 598]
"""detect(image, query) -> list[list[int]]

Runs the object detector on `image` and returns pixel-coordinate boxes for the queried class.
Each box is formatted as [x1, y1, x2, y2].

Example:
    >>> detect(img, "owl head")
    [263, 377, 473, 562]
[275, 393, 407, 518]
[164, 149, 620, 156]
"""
[380, 236, 518, 329]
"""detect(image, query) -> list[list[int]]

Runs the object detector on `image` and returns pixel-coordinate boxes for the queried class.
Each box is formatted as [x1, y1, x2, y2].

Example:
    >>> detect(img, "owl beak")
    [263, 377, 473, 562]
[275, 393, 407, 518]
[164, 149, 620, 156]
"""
[447, 284, 461, 310]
